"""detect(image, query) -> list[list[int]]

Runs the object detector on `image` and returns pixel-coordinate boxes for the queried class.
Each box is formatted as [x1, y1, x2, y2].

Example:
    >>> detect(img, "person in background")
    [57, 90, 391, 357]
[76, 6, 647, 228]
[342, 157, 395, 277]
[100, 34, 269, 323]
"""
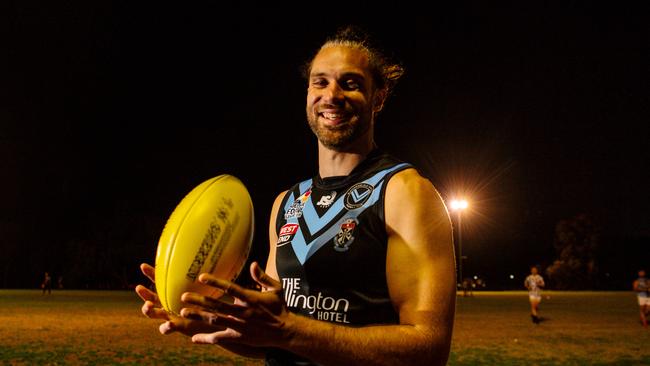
[633, 269, 649, 328]
[524, 265, 545, 324]
[41, 271, 52, 295]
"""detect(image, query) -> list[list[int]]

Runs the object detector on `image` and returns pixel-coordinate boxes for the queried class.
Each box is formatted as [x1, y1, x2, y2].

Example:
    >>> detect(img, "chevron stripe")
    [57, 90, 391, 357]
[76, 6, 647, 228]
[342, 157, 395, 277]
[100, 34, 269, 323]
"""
[286, 162, 410, 264]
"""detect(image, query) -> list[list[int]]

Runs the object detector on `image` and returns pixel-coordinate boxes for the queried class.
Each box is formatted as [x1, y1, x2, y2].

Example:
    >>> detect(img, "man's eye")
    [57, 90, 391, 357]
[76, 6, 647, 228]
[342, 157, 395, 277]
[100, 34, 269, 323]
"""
[344, 80, 360, 90]
[311, 79, 327, 88]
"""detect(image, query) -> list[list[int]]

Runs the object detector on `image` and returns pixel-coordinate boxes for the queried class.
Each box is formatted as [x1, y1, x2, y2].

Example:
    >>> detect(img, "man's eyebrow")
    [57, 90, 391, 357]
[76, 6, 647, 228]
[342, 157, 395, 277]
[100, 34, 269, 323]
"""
[309, 71, 366, 80]
[340, 72, 365, 80]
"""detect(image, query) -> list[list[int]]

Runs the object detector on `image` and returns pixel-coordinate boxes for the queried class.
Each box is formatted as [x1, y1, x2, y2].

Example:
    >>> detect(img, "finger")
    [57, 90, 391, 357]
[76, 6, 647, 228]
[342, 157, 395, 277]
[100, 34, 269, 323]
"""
[180, 307, 226, 325]
[182, 292, 248, 314]
[142, 300, 170, 320]
[191, 331, 222, 344]
[198, 274, 255, 302]
[181, 292, 224, 310]
[180, 297, 249, 320]
[159, 321, 175, 335]
[159, 318, 208, 336]
[192, 328, 242, 344]
[135, 284, 159, 304]
[250, 262, 282, 290]
[141, 263, 156, 283]
[180, 307, 245, 330]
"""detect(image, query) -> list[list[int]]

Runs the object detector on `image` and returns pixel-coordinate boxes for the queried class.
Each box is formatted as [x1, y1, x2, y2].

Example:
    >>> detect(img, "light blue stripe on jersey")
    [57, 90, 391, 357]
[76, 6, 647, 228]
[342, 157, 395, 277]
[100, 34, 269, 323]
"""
[300, 163, 409, 234]
[289, 163, 410, 264]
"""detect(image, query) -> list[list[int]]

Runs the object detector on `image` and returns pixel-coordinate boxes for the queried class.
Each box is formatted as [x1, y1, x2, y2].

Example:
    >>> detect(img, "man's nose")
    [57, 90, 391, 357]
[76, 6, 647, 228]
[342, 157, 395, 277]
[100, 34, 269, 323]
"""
[322, 83, 344, 104]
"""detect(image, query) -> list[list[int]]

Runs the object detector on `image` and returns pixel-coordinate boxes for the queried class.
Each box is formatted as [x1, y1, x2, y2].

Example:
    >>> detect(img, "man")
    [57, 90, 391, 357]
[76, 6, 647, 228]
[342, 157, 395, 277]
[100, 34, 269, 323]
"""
[524, 265, 545, 324]
[633, 269, 649, 328]
[136, 26, 456, 365]
[42, 271, 52, 295]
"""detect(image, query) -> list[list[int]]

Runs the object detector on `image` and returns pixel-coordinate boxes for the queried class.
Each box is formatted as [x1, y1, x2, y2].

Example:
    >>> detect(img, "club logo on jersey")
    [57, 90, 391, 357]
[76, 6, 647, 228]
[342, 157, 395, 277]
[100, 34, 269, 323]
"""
[284, 188, 312, 219]
[333, 218, 358, 252]
[344, 183, 374, 209]
[277, 223, 299, 247]
[316, 191, 337, 208]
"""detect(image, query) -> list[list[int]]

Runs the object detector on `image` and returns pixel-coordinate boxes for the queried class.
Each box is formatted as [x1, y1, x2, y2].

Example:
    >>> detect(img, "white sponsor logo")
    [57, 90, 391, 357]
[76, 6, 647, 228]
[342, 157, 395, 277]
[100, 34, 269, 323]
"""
[282, 277, 350, 324]
[316, 191, 337, 208]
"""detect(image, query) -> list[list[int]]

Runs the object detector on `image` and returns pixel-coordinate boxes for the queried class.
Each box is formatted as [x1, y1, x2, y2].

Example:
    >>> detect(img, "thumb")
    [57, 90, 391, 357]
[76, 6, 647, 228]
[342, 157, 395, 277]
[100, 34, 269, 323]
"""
[250, 262, 281, 290]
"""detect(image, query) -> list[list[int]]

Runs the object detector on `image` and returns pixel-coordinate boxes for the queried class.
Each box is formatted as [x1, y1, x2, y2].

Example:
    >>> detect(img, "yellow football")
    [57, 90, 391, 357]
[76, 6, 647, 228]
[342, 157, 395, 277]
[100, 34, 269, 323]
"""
[154, 174, 254, 315]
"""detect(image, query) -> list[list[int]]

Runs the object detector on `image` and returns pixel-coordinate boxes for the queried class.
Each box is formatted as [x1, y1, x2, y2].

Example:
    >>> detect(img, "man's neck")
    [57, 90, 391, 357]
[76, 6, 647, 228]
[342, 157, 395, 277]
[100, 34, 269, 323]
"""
[317, 138, 376, 178]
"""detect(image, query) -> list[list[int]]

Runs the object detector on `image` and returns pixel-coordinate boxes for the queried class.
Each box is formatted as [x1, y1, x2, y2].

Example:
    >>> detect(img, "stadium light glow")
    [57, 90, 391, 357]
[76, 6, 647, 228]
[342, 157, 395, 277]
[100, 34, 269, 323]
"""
[450, 199, 469, 210]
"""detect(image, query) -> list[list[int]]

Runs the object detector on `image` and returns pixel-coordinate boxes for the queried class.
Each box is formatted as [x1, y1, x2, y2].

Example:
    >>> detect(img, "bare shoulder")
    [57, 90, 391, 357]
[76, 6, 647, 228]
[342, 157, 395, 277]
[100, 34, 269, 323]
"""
[386, 168, 441, 199]
[385, 168, 451, 237]
[385, 168, 448, 216]
[268, 190, 290, 234]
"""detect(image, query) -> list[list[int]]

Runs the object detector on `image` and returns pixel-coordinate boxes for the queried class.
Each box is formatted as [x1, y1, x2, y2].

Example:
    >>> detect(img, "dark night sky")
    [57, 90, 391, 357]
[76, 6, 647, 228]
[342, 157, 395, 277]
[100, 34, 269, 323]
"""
[2, 2, 648, 289]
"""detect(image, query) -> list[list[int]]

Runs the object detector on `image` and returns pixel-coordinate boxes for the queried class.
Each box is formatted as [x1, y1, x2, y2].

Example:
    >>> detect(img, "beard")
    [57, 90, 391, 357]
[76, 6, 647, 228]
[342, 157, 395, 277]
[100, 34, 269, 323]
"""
[306, 108, 373, 150]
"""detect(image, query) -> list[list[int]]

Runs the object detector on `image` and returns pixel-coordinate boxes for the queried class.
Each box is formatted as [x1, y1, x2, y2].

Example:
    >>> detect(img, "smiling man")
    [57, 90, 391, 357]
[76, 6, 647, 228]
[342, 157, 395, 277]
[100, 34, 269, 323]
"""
[137, 25, 456, 366]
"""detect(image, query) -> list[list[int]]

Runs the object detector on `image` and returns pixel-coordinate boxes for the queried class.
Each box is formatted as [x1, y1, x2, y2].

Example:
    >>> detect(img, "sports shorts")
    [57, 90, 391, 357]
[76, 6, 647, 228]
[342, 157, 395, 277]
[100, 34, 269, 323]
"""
[529, 294, 542, 302]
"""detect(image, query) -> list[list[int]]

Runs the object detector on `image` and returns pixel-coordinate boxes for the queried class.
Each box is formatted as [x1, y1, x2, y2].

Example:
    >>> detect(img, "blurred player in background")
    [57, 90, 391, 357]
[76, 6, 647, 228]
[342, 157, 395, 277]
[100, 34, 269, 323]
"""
[524, 265, 545, 324]
[633, 269, 649, 328]
[41, 271, 52, 295]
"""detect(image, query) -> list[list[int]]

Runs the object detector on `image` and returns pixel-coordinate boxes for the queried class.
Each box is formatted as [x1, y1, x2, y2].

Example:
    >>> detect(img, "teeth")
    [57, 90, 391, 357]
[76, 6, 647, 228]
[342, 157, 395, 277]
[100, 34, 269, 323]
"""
[323, 112, 342, 120]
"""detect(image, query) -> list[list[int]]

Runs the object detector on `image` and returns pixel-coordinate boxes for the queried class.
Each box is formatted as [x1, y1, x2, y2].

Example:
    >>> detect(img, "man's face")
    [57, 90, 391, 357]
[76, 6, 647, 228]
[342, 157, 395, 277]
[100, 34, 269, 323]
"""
[640, 270, 646, 277]
[531, 267, 538, 275]
[306, 45, 382, 150]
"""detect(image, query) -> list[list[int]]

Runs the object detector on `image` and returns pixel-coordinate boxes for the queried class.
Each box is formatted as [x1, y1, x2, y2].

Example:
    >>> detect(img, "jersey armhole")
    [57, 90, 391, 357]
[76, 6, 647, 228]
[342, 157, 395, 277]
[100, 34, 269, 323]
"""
[275, 190, 294, 233]
[378, 165, 415, 224]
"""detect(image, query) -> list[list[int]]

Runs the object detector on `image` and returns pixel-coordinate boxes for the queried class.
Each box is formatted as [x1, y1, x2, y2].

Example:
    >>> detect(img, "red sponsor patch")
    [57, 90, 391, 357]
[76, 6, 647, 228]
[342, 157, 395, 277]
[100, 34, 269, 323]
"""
[279, 223, 299, 236]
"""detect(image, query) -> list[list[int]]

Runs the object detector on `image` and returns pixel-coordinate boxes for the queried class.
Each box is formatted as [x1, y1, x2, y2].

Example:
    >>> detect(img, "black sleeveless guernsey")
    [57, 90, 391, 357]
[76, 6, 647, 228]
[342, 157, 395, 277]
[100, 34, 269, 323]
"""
[265, 149, 412, 366]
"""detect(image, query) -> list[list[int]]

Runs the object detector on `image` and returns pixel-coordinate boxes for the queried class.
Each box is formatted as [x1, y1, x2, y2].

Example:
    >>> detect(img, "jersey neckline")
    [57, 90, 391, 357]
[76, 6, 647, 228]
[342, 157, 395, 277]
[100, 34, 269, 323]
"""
[314, 148, 385, 190]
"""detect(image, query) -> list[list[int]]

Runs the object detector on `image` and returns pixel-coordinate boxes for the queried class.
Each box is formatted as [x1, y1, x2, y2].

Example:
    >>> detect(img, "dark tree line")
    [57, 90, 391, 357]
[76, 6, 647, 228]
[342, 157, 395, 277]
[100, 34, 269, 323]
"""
[546, 214, 600, 290]
[545, 213, 648, 290]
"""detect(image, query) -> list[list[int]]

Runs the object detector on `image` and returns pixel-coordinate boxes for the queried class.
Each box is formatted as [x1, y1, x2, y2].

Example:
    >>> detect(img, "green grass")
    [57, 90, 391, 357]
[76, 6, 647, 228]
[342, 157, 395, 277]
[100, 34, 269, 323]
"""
[0, 290, 260, 365]
[0, 290, 648, 365]
[451, 291, 650, 365]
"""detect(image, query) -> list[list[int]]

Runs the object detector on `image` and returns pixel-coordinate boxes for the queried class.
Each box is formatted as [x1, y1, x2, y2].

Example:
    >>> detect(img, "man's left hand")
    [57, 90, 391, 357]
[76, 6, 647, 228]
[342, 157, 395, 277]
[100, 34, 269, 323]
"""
[180, 261, 292, 347]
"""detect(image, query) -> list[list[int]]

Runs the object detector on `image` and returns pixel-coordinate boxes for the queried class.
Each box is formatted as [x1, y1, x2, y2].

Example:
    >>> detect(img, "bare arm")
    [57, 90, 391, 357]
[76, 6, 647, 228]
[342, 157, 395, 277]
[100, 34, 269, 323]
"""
[264, 191, 285, 283]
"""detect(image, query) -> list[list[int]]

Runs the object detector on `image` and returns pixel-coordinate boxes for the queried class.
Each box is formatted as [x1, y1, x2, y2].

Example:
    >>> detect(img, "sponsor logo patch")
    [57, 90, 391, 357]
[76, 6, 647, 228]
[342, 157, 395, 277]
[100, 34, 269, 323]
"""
[277, 223, 299, 246]
[344, 183, 374, 209]
[282, 277, 351, 324]
[284, 188, 312, 219]
[316, 191, 337, 208]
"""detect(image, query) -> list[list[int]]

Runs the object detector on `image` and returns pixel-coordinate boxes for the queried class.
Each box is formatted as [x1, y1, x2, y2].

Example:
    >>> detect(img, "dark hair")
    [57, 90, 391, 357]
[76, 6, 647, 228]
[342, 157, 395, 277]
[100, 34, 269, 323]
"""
[302, 25, 405, 99]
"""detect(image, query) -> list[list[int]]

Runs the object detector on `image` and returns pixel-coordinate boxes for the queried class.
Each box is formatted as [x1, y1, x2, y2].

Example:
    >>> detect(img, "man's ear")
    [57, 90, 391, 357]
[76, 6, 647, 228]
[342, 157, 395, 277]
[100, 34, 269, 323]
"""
[373, 89, 387, 113]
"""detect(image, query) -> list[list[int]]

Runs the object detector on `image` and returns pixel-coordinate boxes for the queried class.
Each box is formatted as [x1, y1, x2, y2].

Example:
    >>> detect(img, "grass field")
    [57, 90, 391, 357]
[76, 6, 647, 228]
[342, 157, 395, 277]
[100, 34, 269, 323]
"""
[0, 290, 648, 365]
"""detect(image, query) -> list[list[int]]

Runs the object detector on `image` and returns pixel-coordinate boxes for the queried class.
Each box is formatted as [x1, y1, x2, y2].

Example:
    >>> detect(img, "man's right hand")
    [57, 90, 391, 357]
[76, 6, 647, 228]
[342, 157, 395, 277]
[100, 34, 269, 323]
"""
[135, 263, 222, 336]
[134, 263, 267, 359]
